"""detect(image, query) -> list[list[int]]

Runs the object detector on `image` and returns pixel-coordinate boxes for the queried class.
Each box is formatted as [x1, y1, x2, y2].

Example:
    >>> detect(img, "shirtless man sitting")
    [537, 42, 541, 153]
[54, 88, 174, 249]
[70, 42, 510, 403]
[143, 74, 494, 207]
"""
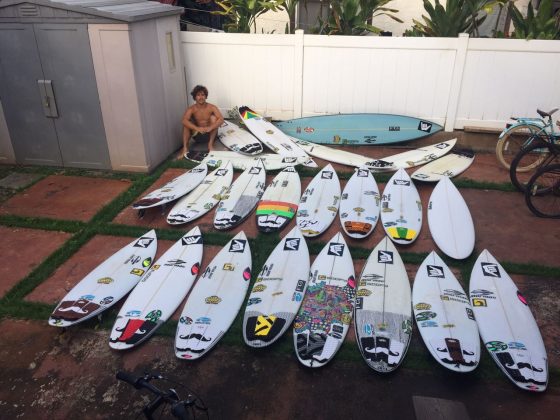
[179, 85, 224, 158]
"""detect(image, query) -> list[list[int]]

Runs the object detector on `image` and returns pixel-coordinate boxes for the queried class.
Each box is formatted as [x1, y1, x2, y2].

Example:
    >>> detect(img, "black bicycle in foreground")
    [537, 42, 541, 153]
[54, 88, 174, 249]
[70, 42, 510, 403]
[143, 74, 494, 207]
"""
[116, 371, 208, 419]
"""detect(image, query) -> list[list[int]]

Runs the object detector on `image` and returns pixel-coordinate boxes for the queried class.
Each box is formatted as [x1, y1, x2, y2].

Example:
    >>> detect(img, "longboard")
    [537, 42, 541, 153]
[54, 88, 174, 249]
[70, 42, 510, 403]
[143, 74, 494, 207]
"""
[218, 120, 263, 155]
[48, 230, 157, 327]
[256, 166, 301, 233]
[427, 176, 475, 260]
[297, 163, 341, 237]
[132, 163, 207, 211]
[413, 251, 480, 372]
[293, 232, 355, 368]
[380, 168, 422, 244]
[412, 149, 475, 182]
[239, 106, 309, 157]
[175, 231, 252, 360]
[214, 159, 266, 230]
[185, 150, 317, 170]
[379, 139, 457, 171]
[109, 227, 203, 350]
[355, 237, 412, 372]
[470, 250, 548, 392]
[275, 113, 442, 145]
[289, 137, 394, 170]
[339, 166, 380, 239]
[167, 161, 233, 225]
[243, 226, 310, 348]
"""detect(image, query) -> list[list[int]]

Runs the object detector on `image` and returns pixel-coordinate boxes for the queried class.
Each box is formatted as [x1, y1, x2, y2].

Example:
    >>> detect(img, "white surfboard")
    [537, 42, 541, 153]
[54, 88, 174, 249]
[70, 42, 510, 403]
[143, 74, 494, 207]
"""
[297, 163, 341, 237]
[378, 139, 457, 171]
[289, 137, 394, 171]
[48, 230, 157, 327]
[109, 227, 203, 350]
[238, 106, 309, 158]
[175, 231, 252, 360]
[339, 166, 381, 239]
[427, 176, 475, 260]
[380, 168, 422, 245]
[214, 159, 266, 230]
[413, 251, 480, 373]
[218, 120, 263, 155]
[293, 232, 355, 368]
[167, 161, 233, 225]
[256, 166, 301, 233]
[412, 150, 475, 182]
[132, 163, 207, 210]
[185, 150, 317, 170]
[470, 250, 548, 392]
[355, 237, 412, 372]
[243, 226, 310, 348]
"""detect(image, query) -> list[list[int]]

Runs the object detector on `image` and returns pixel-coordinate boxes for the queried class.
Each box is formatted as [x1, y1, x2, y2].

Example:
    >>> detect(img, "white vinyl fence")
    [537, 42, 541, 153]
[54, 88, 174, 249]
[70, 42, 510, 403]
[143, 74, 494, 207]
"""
[180, 31, 560, 131]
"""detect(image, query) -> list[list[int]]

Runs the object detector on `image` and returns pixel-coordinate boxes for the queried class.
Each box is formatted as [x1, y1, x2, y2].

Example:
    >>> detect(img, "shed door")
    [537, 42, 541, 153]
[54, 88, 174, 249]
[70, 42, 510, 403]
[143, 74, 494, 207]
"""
[0, 23, 111, 169]
[0, 24, 62, 166]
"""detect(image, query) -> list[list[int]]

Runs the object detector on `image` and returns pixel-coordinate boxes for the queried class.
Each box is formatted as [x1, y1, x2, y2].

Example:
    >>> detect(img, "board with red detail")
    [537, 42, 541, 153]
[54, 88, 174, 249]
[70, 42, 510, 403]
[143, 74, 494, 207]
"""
[109, 227, 203, 350]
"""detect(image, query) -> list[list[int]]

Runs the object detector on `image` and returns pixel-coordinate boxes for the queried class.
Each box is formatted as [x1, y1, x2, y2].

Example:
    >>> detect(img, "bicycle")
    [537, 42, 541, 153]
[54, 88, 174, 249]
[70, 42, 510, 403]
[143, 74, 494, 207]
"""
[525, 163, 560, 218]
[509, 139, 560, 192]
[496, 108, 560, 170]
[116, 371, 208, 419]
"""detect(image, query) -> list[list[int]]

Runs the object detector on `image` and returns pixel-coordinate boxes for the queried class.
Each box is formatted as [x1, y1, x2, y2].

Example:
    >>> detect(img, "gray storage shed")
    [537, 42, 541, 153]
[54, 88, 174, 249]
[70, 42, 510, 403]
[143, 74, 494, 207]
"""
[0, 0, 187, 172]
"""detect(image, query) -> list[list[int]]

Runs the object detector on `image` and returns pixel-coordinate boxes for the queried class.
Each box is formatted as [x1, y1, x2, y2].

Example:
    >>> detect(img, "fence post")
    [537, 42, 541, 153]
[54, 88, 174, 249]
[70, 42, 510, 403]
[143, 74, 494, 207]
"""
[445, 33, 470, 132]
[293, 29, 304, 119]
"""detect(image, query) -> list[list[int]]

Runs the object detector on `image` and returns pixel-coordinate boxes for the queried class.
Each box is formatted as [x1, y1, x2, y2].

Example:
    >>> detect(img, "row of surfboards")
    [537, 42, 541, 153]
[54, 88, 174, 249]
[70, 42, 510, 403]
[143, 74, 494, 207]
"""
[134, 159, 473, 260]
[209, 117, 474, 180]
[47, 227, 547, 393]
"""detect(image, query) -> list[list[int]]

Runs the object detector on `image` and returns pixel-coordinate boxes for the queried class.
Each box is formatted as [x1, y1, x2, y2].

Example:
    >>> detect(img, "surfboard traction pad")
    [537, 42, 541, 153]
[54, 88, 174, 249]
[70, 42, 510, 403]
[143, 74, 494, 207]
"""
[294, 280, 356, 366]
[243, 311, 293, 347]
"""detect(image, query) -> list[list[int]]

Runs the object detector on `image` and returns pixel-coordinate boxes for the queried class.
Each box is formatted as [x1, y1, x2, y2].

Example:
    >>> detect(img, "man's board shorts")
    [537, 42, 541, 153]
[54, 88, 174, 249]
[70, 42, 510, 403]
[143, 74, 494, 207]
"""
[192, 132, 210, 143]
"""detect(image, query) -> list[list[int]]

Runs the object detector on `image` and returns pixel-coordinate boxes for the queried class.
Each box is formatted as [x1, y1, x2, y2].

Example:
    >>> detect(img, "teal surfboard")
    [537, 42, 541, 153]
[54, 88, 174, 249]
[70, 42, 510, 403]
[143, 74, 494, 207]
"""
[274, 114, 442, 145]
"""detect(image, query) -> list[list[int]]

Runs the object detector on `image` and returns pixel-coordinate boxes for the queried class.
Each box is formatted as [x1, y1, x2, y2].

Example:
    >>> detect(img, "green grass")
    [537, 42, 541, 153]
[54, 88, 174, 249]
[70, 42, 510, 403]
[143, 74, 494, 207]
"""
[0, 154, 558, 384]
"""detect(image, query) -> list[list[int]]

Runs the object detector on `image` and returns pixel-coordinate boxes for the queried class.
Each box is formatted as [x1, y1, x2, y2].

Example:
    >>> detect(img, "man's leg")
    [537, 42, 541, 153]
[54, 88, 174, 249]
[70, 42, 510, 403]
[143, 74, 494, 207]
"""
[207, 115, 218, 152]
[179, 126, 192, 158]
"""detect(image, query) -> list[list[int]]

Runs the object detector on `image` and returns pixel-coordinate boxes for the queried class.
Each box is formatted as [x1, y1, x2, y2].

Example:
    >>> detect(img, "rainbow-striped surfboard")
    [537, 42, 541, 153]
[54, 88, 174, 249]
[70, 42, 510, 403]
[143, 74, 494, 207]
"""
[256, 166, 301, 233]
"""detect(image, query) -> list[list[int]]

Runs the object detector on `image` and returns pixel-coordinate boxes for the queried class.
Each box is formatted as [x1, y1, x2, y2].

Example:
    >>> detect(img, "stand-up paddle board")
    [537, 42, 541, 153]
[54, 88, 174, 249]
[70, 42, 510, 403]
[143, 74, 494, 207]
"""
[48, 231, 157, 327]
[380, 168, 422, 244]
[339, 166, 381, 239]
[167, 161, 233, 225]
[185, 150, 317, 170]
[293, 232, 355, 368]
[175, 231, 252, 359]
[412, 150, 475, 182]
[470, 250, 548, 392]
[243, 226, 310, 348]
[275, 114, 442, 145]
[239, 106, 308, 157]
[289, 137, 394, 170]
[132, 164, 207, 212]
[214, 159, 266, 230]
[297, 164, 341, 237]
[427, 176, 475, 260]
[413, 251, 480, 372]
[256, 166, 301, 233]
[218, 120, 263, 155]
[377, 139, 457, 171]
[355, 237, 412, 372]
[109, 227, 203, 350]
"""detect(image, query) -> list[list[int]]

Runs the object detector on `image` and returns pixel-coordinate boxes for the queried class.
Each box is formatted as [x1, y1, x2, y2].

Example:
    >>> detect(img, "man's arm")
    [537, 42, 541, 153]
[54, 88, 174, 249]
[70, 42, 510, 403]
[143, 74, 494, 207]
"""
[181, 107, 200, 132]
[209, 105, 224, 131]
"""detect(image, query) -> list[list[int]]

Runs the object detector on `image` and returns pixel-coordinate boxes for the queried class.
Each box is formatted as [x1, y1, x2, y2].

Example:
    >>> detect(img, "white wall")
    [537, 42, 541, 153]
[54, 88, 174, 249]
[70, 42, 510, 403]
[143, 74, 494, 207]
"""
[180, 30, 560, 131]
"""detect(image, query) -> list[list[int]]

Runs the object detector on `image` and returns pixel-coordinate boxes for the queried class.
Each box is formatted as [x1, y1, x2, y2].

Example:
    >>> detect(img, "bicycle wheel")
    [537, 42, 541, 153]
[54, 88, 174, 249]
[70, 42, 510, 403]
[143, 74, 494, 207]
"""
[496, 124, 547, 170]
[509, 140, 557, 192]
[525, 163, 560, 218]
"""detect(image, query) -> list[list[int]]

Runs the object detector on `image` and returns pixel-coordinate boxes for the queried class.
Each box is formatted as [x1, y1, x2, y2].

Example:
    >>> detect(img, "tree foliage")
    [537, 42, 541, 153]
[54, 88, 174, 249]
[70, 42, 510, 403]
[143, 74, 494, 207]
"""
[509, 0, 560, 40]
